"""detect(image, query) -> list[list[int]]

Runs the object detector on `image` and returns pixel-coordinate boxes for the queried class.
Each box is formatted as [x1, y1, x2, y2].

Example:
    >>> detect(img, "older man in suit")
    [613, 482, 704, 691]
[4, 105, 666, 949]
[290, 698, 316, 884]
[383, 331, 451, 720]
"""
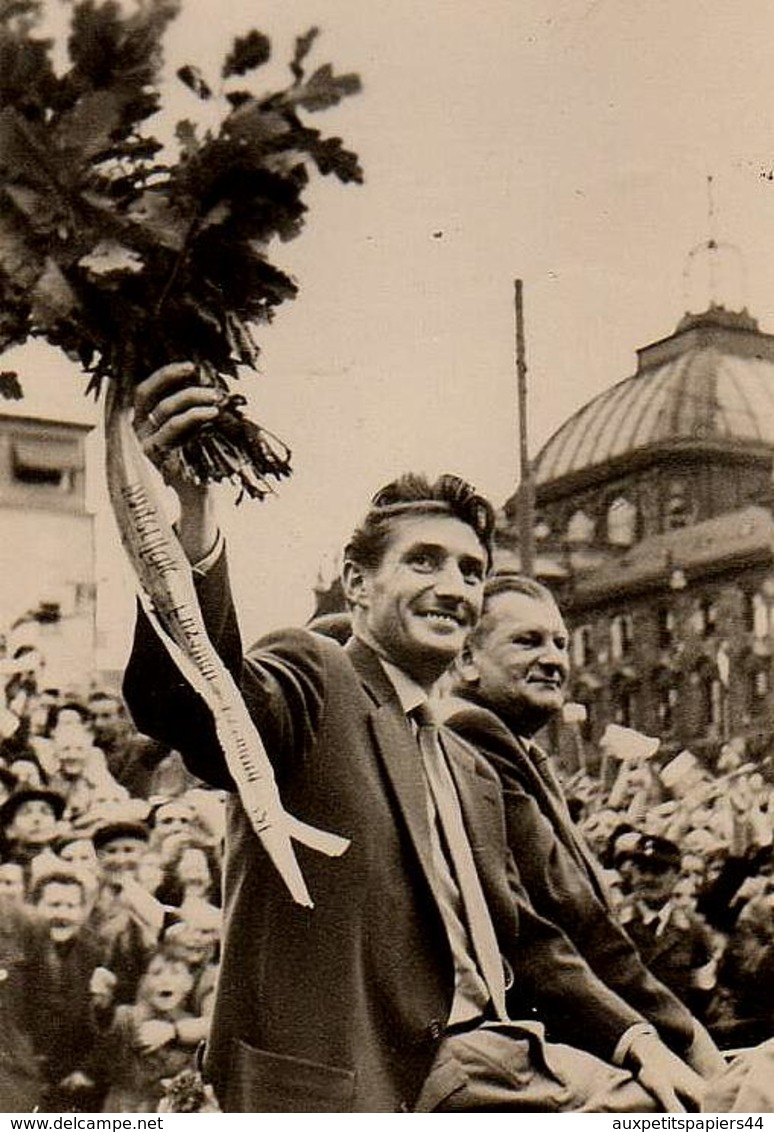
[122, 362, 706, 1113]
[447, 572, 724, 1078]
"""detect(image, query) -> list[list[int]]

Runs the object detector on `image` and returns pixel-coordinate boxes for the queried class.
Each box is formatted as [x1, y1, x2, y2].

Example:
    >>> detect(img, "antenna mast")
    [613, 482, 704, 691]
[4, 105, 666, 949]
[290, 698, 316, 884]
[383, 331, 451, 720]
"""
[706, 174, 718, 302]
[514, 279, 535, 577]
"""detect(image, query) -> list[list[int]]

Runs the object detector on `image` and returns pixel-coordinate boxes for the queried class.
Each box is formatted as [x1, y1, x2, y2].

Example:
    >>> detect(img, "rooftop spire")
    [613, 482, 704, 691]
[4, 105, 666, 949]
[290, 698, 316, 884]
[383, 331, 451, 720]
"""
[682, 174, 748, 313]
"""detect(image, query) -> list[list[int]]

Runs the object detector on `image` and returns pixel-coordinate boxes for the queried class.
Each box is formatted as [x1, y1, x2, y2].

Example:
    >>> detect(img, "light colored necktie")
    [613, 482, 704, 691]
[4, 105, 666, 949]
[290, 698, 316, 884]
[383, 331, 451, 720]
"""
[413, 702, 507, 1021]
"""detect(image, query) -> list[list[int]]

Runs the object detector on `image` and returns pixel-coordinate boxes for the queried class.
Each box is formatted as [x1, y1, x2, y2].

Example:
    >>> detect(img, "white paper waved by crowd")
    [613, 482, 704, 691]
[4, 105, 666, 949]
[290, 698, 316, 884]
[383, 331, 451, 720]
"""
[571, 723, 774, 1055]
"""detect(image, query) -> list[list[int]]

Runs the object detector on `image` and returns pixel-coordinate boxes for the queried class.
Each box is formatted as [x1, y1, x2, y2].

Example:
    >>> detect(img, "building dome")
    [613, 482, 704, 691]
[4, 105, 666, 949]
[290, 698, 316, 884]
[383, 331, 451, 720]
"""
[535, 306, 774, 485]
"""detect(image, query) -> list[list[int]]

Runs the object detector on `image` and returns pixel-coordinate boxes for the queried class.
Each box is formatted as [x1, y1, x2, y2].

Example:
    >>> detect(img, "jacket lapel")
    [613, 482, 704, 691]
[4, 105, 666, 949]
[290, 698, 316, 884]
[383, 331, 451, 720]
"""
[344, 638, 437, 886]
[343, 639, 506, 911]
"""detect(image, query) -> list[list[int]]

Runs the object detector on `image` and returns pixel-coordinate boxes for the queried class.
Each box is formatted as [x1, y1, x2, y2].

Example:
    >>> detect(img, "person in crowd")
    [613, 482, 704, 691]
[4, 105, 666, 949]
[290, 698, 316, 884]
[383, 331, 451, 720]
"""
[156, 837, 221, 908]
[0, 787, 65, 871]
[707, 849, 774, 1047]
[445, 571, 723, 1077]
[87, 689, 187, 800]
[122, 362, 707, 1114]
[6, 755, 47, 790]
[85, 945, 200, 1113]
[148, 798, 198, 858]
[53, 833, 101, 910]
[89, 820, 166, 1005]
[30, 867, 112, 1110]
[56, 832, 100, 873]
[48, 719, 128, 827]
[618, 835, 719, 1020]
[163, 900, 221, 1019]
[0, 860, 26, 903]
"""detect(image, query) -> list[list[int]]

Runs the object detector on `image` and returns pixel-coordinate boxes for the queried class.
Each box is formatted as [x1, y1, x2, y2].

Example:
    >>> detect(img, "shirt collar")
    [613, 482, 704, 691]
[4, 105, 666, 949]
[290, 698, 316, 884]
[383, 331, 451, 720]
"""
[378, 658, 430, 718]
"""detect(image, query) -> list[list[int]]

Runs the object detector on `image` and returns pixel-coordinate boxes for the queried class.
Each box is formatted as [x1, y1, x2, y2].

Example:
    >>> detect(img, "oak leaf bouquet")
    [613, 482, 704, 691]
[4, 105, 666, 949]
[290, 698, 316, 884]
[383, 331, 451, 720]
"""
[0, 0, 362, 905]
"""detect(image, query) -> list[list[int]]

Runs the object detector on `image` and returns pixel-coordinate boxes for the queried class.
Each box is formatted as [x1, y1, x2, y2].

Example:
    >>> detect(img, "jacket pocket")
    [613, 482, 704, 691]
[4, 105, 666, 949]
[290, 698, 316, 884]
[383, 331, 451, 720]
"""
[225, 1039, 356, 1112]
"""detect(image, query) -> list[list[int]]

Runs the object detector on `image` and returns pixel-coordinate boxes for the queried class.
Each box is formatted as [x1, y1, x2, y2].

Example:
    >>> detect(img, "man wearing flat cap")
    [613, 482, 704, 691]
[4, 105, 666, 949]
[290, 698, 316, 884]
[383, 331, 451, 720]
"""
[89, 819, 166, 1004]
[620, 835, 718, 1019]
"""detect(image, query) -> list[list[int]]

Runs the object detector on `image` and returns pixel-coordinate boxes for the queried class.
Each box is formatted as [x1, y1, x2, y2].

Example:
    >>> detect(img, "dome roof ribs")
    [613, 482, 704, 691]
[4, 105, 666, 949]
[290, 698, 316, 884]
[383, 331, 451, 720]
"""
[626, 353, 679, 451]
[533, 306, 774, 486]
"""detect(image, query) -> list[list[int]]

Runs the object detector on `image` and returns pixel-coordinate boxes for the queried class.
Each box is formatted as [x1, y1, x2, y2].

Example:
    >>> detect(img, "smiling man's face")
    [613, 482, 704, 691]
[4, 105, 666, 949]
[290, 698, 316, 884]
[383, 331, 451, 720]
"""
[345, 514, 486, 688]
[464, 589, 570, 735]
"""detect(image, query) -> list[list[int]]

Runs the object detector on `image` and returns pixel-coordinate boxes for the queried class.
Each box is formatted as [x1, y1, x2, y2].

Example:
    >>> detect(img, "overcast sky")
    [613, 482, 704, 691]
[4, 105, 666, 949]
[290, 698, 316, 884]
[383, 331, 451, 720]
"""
[11, 0, 774, 652]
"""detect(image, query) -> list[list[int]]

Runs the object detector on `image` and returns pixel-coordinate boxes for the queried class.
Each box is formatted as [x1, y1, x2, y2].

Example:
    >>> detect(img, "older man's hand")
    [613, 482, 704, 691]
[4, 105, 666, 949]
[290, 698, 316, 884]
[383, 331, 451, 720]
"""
[628, 1031, 707, 1112]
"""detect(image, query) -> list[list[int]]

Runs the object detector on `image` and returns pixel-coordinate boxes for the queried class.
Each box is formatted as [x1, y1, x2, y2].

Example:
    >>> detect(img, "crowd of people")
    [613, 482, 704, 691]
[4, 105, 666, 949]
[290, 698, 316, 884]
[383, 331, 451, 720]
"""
[2, 589, 774, 1111]
[0, 643, 224, 1112]
[567, 733, 774, 1051]
[2, 360, 774, 1112]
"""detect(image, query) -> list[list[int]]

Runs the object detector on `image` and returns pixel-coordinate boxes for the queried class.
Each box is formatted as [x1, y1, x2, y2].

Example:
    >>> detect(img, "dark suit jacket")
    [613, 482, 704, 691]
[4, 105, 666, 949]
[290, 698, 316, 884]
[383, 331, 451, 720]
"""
[445, 695, 696, 1056]
[124, 554, 646, 1112]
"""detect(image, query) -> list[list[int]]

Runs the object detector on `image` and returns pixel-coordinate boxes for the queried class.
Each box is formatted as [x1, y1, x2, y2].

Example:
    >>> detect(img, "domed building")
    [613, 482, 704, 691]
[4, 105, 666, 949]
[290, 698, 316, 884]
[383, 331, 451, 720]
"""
[500, 303, 774, 771]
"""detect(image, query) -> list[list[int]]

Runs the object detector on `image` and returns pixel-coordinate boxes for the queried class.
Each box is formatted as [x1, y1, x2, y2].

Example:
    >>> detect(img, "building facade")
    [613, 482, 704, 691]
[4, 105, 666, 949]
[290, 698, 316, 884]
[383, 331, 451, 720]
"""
[499, 305, 774, 773]
[0, 409, 96, 691]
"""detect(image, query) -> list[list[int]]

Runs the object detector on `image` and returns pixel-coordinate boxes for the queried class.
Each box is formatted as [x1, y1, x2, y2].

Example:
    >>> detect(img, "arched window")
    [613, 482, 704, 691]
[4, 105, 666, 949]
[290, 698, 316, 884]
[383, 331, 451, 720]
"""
[572, 625, 593, 668]
[693, 660, 726, 735]
[654, 668, 680, 732]
[690, 596, 719, 638]
[606, 497, 637, 546]
[566, 509, 595, 544]
[751, 592, 773, 640]
[611, 675, 637, 729]
[656, 606, 675, 649]
[610, 613, 634, 660]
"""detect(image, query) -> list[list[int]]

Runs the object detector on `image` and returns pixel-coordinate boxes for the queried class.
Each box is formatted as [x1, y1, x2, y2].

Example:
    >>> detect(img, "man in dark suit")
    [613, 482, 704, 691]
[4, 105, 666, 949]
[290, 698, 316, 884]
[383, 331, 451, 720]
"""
[122, 363, 707, 1112]
[619, 834, 718, 1020]
[447, 571, 724, 1078]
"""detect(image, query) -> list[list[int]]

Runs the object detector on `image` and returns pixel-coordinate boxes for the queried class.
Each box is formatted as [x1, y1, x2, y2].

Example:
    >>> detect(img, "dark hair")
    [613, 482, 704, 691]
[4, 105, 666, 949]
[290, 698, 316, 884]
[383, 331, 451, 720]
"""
[87, 690, 124, 710]
[344, 474, 495, 573]
[50, 701, 93, 731]
[30, 867, 87, 904]
[155, 837, 222, 909]
[466, 571, 561, 648]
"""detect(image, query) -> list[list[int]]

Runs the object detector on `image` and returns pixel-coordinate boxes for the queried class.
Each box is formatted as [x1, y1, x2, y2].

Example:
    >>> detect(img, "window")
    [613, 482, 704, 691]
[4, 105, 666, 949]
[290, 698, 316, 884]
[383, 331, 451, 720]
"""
[566, 509, 595, 544]
[694, 662, 726, 734]
[656, 606, 675, 650]
[612, 682, 637, 729]
[691, 596, 719, 639]
[606, 497, 637, 546]
[751, 593, 773, 640]
[572, 625, 593, 668]
[656, 679, 679, 732]
[610, 613, 634, 661]
[574, 697, 595, 743]
[11, 436, 82, 491]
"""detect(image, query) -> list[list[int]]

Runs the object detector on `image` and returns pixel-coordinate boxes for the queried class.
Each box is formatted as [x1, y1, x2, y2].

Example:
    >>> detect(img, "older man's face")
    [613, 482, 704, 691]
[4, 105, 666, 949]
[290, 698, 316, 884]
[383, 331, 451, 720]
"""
[465, 590, 570, 734]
